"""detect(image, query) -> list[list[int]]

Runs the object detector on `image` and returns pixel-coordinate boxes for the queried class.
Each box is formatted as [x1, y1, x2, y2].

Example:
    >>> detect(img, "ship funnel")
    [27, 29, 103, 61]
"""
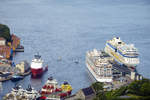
[116, 37, 120, 39]
[63, 81, 68, 85]
[34, 53, 41, 59]
[48, 76, 53, 80]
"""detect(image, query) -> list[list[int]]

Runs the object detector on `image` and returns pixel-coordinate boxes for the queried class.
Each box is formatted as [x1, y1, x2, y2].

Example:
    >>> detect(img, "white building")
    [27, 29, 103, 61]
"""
[16, 61, 30, 73]
[0, 37, 6, 46]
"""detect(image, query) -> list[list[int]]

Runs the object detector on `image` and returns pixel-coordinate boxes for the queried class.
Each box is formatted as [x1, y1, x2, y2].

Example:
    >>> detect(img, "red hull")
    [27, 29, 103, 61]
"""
[31, 68, 43, 78]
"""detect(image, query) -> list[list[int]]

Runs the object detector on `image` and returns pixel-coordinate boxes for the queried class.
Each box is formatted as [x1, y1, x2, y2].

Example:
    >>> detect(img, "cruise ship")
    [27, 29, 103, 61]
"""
[104, 37, 139, 68]
[86, 49, 113, 82]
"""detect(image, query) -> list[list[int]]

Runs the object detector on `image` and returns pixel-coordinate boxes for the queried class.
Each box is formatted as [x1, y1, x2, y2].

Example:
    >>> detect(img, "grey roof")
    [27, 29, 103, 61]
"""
[82, 87, 94, 96]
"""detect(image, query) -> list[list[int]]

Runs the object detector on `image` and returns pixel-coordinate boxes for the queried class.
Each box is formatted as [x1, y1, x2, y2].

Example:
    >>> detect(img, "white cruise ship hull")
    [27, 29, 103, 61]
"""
[86, 61, 113, 83]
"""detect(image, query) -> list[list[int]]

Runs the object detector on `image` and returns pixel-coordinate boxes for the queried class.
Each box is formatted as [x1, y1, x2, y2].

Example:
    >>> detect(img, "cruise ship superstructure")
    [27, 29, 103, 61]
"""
[86, 49, 113, 82]
[104, 37, 139, 68]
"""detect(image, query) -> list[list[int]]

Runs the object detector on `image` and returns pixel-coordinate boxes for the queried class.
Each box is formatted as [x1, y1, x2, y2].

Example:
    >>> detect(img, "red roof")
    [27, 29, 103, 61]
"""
[40, 96, 47, 99]
[0, 37, 6, 41]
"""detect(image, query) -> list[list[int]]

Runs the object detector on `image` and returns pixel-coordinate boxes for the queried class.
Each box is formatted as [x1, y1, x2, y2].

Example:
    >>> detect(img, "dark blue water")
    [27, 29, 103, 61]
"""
[0, 0, 150, 98]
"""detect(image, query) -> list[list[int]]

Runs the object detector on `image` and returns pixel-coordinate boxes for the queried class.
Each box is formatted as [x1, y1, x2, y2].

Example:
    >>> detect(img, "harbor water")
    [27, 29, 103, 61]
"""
[0, 0, 150, 98]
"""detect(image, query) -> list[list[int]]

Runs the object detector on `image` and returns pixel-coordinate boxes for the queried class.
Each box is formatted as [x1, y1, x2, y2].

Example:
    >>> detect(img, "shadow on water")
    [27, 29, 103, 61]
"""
[30, 78, 43, 89]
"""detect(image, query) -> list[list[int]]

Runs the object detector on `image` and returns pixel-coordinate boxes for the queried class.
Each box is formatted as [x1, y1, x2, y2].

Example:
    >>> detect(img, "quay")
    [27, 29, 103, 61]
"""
[0, 29, 25, 82]
[2, 77, 73, 100]
[0, 73, 13, 82]
[0, 34, 24, 59]
[0, 61, 31, 82]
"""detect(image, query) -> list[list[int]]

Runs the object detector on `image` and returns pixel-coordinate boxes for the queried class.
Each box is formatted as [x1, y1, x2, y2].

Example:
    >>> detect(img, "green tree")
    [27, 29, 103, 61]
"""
[92, 79, 150, 100]
[97, 92, 107, 100]
[0, 24, 11, 42]
[140, 82, 150, 96]
[92, 82, 103, 94]
[113, 86, 127, 96]
[127, 79, 150, 96]
[128, 81, 141, 95]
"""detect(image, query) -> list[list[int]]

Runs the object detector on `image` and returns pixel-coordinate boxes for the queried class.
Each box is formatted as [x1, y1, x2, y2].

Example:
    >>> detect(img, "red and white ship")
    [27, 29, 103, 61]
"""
[40, 77, 72, 99]
[31, 54, 47, 78]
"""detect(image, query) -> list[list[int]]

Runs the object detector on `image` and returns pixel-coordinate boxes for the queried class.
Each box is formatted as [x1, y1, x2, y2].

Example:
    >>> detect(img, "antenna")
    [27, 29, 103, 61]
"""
[37, 52, 39, 55]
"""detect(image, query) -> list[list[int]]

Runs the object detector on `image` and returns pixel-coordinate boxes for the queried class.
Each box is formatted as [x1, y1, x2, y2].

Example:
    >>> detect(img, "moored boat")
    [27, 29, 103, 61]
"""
[14, 45, 24, 52]
[11, 75, 24, 82]
[104, 37, 139, 68]
[30, 53, 48, 78]
[40, 77, 72, 99]
[3, 85, 41, 100]
[86, 49, 113, 82]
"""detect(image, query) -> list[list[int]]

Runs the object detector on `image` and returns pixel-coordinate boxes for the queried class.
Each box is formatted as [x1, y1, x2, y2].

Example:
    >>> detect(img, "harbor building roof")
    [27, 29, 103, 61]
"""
[0, 37, 5, 40]
[82, 87, 95, 96]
